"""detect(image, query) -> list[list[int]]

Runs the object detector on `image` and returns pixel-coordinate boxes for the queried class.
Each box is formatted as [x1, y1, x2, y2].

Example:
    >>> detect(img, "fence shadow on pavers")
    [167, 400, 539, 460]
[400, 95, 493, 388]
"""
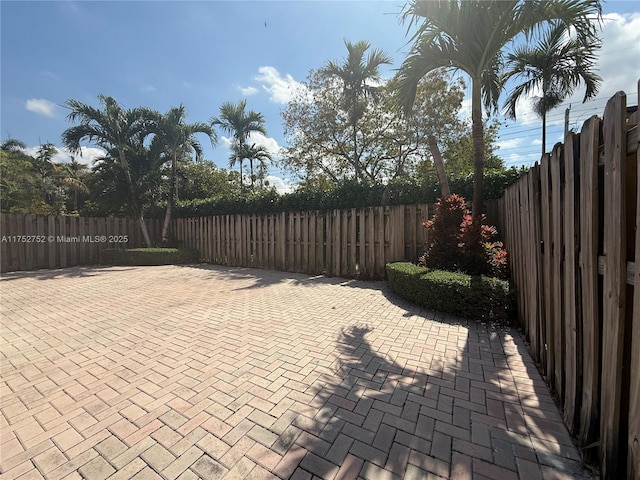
[0, 265, 136, 282]
[286, 312, 597, 479]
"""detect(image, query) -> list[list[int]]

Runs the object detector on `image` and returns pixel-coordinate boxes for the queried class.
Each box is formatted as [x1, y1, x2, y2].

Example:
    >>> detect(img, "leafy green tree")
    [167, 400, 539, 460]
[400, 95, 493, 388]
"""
[396, 0, 602, 219]
[282, 69, 465, 191]
[176, 160, 238, 201]
[211, 100, 267, 192]
[442, 120, 504, 178]
[384, 71, 466, 197]
[62, 95, 156, 246]
[149, 104, 216, 242]
[320, 40, 392, 182]
[502, 21, 601, 155]
[0, 142, 41, 213]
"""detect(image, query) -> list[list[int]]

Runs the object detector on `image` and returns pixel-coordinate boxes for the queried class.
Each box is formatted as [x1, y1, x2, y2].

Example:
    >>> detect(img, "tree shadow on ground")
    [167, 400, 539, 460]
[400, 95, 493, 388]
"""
[173, 263, 386, 291]
[0, 265, 136, 281]
[282, 310, 595, 479]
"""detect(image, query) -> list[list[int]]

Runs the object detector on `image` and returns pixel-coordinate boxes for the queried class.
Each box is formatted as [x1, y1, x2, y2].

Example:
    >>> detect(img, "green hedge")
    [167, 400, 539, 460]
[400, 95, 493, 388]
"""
[101, 248, 200, 266]
[386, 262, 514, 324]
[173, 169, 526, 217]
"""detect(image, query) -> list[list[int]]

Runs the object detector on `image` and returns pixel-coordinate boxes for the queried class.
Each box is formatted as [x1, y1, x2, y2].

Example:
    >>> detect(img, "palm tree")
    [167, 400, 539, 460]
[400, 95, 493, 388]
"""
[60, 157, 89, 212]
[396, 0, 601, 220]
[211, 100, 266, 192]
[62, 95, 155, 246]
[150, 104, 216, 243]
[1, 138, 27, 153]
[320, 40, 392, 182]
[502, 21, 601, 156]
[237, 143, 272, 189]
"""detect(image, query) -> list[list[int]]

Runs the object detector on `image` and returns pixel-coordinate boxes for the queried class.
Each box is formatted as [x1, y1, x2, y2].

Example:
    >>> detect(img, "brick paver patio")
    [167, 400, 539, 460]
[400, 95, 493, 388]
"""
[1, 265, 595, 479]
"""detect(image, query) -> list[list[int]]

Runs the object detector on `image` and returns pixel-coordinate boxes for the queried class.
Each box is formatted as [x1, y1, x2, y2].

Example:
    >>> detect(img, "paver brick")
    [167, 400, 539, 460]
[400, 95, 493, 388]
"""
[349, 441, 386, 468]
[1, 266, 594, 480]
[299, 451, 339, 480]
[190, 454, 227, 479]
[77, 456, 115, 480]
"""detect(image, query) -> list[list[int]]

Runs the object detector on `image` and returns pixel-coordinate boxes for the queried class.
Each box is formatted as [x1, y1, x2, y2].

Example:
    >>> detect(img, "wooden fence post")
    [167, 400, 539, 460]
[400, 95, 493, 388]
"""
[628, 79, 640, 480]
[578, 115, 602, 452]
[600, 91, 627, 479]
[563, 132, 580, 433]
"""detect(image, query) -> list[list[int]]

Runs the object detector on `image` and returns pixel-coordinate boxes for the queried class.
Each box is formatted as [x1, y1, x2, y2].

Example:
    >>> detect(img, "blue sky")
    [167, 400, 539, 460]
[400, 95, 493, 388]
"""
[2, 1, 639, 193]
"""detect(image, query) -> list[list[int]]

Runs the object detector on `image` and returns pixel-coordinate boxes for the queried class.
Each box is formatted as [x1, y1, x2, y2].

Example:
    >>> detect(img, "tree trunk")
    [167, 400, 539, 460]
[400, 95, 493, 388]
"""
[542, 77, 548, 157]
[250, 158, 254, 190]
[120, 152, 152, 247]
[427, 135, 450, 199]
[161, 152, 177, 243]
[542, 110, 547, 157]
[471, 78, 485, 221]
[353, 123, 359, 182]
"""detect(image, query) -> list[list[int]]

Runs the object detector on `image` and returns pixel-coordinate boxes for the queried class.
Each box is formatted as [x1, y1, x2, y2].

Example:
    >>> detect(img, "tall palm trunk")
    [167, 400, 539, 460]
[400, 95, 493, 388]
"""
[352, 122, 360, 182]
[542, 111, 547, 157]
[541, 77, 548, 156]
[161, 152, 177, 243]
[249, 158, 255, 189]
[427, 135, 450, 199]
[471, 78, 485, 221]
[119, 152, 152, 247]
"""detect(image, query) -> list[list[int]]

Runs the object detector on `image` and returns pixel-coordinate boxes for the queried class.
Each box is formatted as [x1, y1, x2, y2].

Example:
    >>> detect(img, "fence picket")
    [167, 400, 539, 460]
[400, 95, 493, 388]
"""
[600, 91, 628, 478]
[563, 132, 579, 432]
[550, 143, 565, 401]
[628, 82, 640, 480]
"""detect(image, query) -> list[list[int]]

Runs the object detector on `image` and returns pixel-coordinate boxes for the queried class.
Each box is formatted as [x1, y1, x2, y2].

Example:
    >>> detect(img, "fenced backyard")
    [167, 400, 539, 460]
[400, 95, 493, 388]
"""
[0, 205, 437, 278]
[2, 89, 638, 480]
[0, 216, 162, 272]
[497, 86, 639, 479]
[169, 204, 432, 279]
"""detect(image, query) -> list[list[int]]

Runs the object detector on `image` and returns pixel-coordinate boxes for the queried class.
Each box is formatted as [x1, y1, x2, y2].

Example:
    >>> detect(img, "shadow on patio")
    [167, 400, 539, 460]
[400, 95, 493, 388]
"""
[278, 304, 595, 479]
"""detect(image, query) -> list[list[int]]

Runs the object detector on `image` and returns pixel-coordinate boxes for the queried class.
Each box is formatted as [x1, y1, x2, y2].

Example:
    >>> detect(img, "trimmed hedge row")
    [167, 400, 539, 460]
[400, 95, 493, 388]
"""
[173, 169, 526, 217]
[386, 262, 513, 324]
[101, 248, 200, 266]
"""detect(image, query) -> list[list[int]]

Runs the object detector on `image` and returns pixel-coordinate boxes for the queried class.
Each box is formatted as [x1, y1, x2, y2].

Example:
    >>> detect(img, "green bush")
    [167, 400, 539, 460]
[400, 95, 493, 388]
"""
[173, 169, 526, 218]
[101, 248, 200, 266]
[386, 262, 513, 324]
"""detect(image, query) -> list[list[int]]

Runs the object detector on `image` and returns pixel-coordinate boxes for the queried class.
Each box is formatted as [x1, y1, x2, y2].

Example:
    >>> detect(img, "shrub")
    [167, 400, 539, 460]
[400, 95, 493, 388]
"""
[386, 262, 514, 324]
[421, 194, 508, 278]
[101, 248, 199, 266]
[422, 194, 467, 271]
[172, 170, 526, 218]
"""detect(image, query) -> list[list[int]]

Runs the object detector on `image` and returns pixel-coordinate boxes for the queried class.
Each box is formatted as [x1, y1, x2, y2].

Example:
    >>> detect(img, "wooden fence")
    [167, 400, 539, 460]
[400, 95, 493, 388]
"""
[170, 204, 431, 279]
[0, 215, 162, 272]
[497, 85, 639, 479]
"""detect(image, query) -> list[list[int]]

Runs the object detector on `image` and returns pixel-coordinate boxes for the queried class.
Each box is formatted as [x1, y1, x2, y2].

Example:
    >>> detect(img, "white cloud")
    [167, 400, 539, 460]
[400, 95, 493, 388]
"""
[255, 66, 304, 104]
[25, 98, 57, 117]
[265, 175, 295, 194]
[221, 132, 281, 158]
[142, 85, 157, 93]
[24, 145, 106, 166]
[496, 138, 522, 150]
[238, 85, 258, 96]
[247, 132, 280, 156]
